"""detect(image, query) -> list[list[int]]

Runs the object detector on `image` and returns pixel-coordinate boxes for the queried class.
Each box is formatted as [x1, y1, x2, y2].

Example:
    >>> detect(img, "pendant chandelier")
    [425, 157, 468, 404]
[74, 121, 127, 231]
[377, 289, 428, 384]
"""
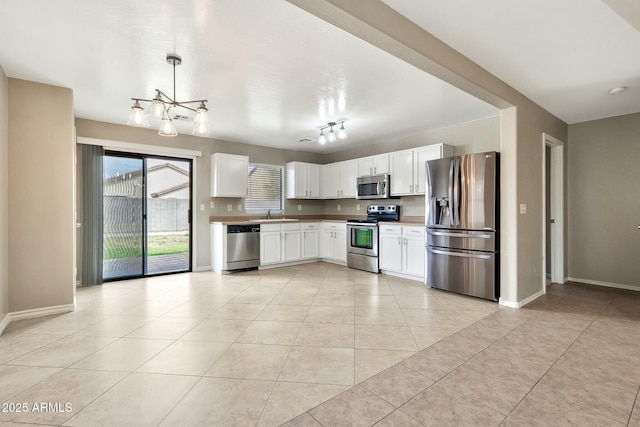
[317, 120, 347, 145]
[127, 53, 210, 137]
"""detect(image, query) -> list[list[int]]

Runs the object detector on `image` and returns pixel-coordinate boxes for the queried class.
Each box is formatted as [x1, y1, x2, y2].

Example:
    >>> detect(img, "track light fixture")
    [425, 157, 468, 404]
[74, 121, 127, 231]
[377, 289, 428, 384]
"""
[127, 53, 211, 137]
[317, 120, 347, 145]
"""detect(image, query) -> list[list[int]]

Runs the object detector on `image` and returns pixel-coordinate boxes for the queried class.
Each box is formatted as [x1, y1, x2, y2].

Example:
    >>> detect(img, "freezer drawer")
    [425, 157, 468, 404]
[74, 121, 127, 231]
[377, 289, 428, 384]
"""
[426, 246, 498, 301]
[427, 228, 496, 252]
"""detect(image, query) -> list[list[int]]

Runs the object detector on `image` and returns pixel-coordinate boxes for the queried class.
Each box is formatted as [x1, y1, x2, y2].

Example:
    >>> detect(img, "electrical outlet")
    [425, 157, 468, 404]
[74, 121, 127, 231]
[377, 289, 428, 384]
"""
[337, 204, 341, 211]
[520, 203, 527, 214]
[199, 204, 205, 212]
[227, 204, 233, 212]
[210, 201, 215, 208]
[356, 204, 360, 211]
[298, 204, 302, 211]
[237, 204, 242, 211]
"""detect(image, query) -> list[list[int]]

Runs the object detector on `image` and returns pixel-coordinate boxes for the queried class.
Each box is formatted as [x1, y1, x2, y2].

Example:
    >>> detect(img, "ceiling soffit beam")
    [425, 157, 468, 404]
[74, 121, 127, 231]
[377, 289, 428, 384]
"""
[286, 0, 516, 110]
[601, 0, 640, 32]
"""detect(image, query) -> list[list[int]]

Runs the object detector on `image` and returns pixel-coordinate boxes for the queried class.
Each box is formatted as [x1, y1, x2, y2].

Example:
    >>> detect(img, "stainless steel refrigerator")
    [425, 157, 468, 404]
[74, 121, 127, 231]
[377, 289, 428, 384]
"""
[425, 151, 499, 301]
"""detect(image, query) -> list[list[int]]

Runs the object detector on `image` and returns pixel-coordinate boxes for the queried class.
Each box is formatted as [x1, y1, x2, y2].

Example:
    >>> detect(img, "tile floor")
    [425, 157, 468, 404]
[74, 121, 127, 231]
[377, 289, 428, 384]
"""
[0, 262, 637, 426]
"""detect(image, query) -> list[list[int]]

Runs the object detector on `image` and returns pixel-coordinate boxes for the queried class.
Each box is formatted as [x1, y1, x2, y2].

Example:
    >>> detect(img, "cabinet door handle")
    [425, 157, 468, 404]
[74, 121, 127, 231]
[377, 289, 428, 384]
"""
[404, 238, 408, 246]
[397, 236, 401, 245]
[374, 167, 377, 174]
[409, 184, 413, 192]
[415, 184, 419, 192]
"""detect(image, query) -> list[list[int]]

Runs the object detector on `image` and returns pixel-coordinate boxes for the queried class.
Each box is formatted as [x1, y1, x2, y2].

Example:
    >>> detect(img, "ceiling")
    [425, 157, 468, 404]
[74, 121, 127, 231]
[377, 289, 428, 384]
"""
[0, 1, 637, 153]
[382, 0, 640, 124]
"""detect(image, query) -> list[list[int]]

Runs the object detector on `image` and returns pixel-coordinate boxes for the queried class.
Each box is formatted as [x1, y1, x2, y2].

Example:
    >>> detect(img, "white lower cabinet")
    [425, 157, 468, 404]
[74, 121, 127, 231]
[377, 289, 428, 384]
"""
[260, 225, 283, 265]
[302, 223, 319, 259]
[379, 225, 425, 280]
[282, 225, 302, 263]
[260, 222, 321, 267]
[320, 222, 347, 263]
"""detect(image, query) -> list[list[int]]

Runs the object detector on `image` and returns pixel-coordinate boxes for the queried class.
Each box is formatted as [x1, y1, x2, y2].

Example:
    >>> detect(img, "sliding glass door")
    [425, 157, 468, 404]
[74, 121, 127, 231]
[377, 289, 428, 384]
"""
[103, 152, 192, 280]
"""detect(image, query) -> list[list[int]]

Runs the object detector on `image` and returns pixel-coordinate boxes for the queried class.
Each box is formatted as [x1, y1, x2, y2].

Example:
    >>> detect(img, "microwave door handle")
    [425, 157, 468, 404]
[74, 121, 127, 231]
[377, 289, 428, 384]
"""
[377, 182, 381, 196]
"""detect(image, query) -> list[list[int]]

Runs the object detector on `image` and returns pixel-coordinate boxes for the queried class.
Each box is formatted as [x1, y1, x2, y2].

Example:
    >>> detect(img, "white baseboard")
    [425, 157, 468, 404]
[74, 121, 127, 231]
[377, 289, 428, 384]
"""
[0, 313, 10, 336]
[194, 265, 212, 272]
[499, 288, 545, 308]
[259, 259, 321, 270]
[381, 270, 423, 282]
[567, 277, 639, 292]
[8, 303, 76, 322]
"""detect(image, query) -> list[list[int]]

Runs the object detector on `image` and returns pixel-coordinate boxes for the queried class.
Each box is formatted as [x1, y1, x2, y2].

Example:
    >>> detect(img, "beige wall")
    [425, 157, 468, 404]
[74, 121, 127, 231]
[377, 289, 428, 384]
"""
[8, 79, 75, 312]
[0, 66, 8, 324]
[75, 119, 326, 269]
[568, 113, 640, 288]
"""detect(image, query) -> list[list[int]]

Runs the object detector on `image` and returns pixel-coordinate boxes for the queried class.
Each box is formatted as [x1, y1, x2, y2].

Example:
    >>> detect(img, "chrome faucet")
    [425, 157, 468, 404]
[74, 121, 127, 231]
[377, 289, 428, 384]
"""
[267, 209, 271, 219]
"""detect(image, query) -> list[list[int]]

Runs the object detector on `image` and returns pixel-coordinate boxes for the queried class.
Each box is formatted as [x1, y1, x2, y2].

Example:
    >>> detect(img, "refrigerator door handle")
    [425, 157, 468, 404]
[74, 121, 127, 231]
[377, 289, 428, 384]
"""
[453, 157, 460, 226]
[430, 231, 492, 239]
[428, 248, 491, 260]
[448, 159, 455, 225]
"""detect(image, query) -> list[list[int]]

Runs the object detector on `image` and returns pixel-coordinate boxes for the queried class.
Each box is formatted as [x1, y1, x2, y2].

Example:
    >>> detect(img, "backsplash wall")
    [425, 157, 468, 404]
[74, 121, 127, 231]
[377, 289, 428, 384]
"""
[324, 195, 425, 219]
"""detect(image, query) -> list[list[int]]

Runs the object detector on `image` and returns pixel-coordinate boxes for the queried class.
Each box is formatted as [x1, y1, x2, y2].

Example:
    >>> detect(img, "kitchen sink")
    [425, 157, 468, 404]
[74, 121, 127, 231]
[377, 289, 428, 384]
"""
[249, 218, 299, 222]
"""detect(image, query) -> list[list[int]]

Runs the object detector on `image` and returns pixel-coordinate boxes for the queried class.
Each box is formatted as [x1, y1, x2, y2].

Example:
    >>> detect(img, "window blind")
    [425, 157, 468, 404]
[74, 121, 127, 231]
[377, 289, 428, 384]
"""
[246, 163, 284, 211]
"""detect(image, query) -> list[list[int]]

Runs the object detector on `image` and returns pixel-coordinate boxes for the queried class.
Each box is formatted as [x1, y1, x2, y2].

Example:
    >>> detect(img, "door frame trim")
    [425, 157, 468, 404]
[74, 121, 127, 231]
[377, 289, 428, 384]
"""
[542, 133, 566, 292]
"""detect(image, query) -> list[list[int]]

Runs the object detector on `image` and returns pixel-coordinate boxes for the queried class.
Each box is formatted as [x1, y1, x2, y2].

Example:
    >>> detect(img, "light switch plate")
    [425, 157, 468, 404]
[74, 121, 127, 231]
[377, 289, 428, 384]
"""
[337, 204, 341, 211]
[298, 204, 302, 211]
[199, 204, 205, 212]
[237, 204, 242, 211]
[210, 201, 215, 208]
[227, 204, 233, 212]
[520, 203, 527, 214]
[356, 204, 360, 211]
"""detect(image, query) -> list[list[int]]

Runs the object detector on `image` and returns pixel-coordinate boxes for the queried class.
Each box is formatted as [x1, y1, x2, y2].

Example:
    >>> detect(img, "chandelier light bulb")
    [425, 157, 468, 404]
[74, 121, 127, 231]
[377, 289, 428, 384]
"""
[127, 100, 150, 127]
[327, 126, 337, 143]
[318, 130, 327, 145]
[158, 118, 177, 137]
[337, 122, 347, 140]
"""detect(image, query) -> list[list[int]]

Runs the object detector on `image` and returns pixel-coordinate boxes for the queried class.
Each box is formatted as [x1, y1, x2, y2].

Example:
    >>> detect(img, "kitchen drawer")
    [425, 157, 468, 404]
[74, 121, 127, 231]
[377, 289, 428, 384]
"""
[282, 223, 301, 231]
[260, 223, 281, 232]
[403, 226, 425, 237]
[321, 222, 346, 231]
[379, 224, 402, 235]
[302, 222, 319, 230]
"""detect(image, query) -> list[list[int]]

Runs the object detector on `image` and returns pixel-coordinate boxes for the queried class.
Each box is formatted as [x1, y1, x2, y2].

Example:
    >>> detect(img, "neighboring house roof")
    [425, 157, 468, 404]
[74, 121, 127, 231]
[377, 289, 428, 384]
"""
[150, 183, 190, 198]
[104, 162, 188, 184]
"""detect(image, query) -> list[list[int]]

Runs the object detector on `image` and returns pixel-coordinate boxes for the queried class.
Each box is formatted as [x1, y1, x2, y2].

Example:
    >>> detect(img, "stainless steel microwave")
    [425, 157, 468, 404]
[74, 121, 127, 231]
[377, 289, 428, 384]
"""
[356, 174, 390, 200]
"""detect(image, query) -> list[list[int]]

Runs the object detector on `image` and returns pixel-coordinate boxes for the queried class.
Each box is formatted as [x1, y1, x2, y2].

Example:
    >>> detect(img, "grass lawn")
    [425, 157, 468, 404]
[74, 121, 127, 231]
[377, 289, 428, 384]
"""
[104, 233, 189, 260]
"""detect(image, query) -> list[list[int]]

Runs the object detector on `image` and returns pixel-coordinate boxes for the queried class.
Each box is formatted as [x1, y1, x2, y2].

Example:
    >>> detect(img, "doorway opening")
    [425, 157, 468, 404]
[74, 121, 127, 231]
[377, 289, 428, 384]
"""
[103, 151, 193, 280]
[542, 133, 565, 291]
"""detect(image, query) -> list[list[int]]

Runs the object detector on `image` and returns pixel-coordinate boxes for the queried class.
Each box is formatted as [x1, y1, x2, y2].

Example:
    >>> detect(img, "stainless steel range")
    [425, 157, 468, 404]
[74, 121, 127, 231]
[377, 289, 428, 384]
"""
[347, 205, 399, 273]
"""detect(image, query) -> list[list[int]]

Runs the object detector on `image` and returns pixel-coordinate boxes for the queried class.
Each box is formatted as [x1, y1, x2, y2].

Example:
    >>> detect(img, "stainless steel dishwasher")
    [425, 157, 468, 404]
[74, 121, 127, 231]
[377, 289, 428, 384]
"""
[223, 224, 261, 272]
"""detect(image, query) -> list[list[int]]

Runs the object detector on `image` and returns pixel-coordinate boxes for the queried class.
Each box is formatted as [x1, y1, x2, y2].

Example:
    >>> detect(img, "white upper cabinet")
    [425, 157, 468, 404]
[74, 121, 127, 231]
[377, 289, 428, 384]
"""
[413, 144, 454, 195]
[211, 153, 248, 197]
[339, 159, 358, 198]
[322, 163, 341, 199]
[286, 161, 321, 199]
[357, 154, 389, 176]
[390, 149, 414, 196]
[390, 144, 453, 196]
[322, 160, 358, 199]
